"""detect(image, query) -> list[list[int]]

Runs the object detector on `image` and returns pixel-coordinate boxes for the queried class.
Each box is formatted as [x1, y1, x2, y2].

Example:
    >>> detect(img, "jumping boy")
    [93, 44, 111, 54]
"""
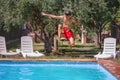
[42, 10, 83, 46]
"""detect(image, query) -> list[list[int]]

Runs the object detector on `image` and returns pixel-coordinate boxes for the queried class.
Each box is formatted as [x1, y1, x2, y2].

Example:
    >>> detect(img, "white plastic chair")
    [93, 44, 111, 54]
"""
[21, 36, 44, 58]
[94, 37, 116, 59]
[0, 36, 20, 57]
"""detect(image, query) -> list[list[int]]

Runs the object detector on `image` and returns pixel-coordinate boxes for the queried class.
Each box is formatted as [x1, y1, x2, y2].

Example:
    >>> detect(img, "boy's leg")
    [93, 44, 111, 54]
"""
[58, 24, 62, 38]
[69, 37, 74, 47]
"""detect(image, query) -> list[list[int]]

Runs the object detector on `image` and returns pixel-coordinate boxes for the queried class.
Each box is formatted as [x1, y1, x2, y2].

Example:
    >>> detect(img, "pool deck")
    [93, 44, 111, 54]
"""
[0, 58, 120, 79]
[98, 59, 120, 80]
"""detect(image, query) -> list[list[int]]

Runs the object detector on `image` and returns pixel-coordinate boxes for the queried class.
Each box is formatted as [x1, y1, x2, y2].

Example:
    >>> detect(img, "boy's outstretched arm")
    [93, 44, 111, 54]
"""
[41, 12, 63, 19]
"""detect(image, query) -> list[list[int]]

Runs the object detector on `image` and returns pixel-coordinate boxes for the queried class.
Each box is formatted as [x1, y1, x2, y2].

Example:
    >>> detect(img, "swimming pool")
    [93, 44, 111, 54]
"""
[0, 61, 118, 80]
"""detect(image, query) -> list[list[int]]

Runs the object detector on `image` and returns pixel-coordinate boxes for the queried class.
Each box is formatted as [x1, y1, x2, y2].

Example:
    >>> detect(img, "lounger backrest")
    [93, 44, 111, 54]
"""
[0, 36, 7, 53]
[21, 36, 33, 53]
[103, 37, 116, 54]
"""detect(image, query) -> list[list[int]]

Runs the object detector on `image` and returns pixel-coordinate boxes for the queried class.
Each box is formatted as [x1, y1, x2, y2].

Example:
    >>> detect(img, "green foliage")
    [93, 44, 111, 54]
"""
[0, 0, 119, 40]
[0, 0, 21, 40]
[17, 0, 43, 23]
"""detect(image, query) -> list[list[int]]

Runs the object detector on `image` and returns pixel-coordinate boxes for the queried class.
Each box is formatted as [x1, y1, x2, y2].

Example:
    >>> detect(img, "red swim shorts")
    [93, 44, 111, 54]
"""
[63, 27, 74, 40]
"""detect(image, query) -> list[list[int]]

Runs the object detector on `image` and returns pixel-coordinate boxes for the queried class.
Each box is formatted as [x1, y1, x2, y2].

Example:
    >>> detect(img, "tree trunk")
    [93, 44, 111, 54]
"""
[111, 25, 116, 38]
[99, 27, 102, 49]
[44, 37, 52, 56]
[94, 32, 99, 46]
[94, 22, 102, 48]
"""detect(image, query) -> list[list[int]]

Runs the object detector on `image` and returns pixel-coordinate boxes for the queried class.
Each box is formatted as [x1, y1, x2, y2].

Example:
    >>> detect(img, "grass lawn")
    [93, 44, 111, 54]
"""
[6, 40, 120, 63]
[6, 40, 101, 58]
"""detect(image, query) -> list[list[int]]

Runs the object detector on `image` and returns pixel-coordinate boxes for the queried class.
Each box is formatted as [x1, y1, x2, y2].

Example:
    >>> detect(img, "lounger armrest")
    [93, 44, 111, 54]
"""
[35, 51, 45, 56]
[20, 51, 26, 58]
[113, 52, 117, 59]
[16, 49, 21, 54]
[35, 51, 40, 54]
[97, 52, 101, 55]
[9, 50, 13, 53]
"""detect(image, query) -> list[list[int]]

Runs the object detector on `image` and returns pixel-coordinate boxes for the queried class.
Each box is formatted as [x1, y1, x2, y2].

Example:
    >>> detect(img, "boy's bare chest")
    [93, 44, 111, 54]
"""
[63, 18, 72, 25]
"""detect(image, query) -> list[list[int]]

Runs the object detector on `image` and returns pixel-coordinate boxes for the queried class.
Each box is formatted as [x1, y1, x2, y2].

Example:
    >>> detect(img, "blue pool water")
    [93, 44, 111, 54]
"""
[0, 61, 118, 80]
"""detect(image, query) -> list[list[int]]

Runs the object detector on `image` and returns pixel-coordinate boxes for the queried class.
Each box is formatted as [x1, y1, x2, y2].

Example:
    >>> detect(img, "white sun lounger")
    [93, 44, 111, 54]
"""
[0, 36, 20, 57]
[21, 36, 44, 58]
[94, 37, 117, 59]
